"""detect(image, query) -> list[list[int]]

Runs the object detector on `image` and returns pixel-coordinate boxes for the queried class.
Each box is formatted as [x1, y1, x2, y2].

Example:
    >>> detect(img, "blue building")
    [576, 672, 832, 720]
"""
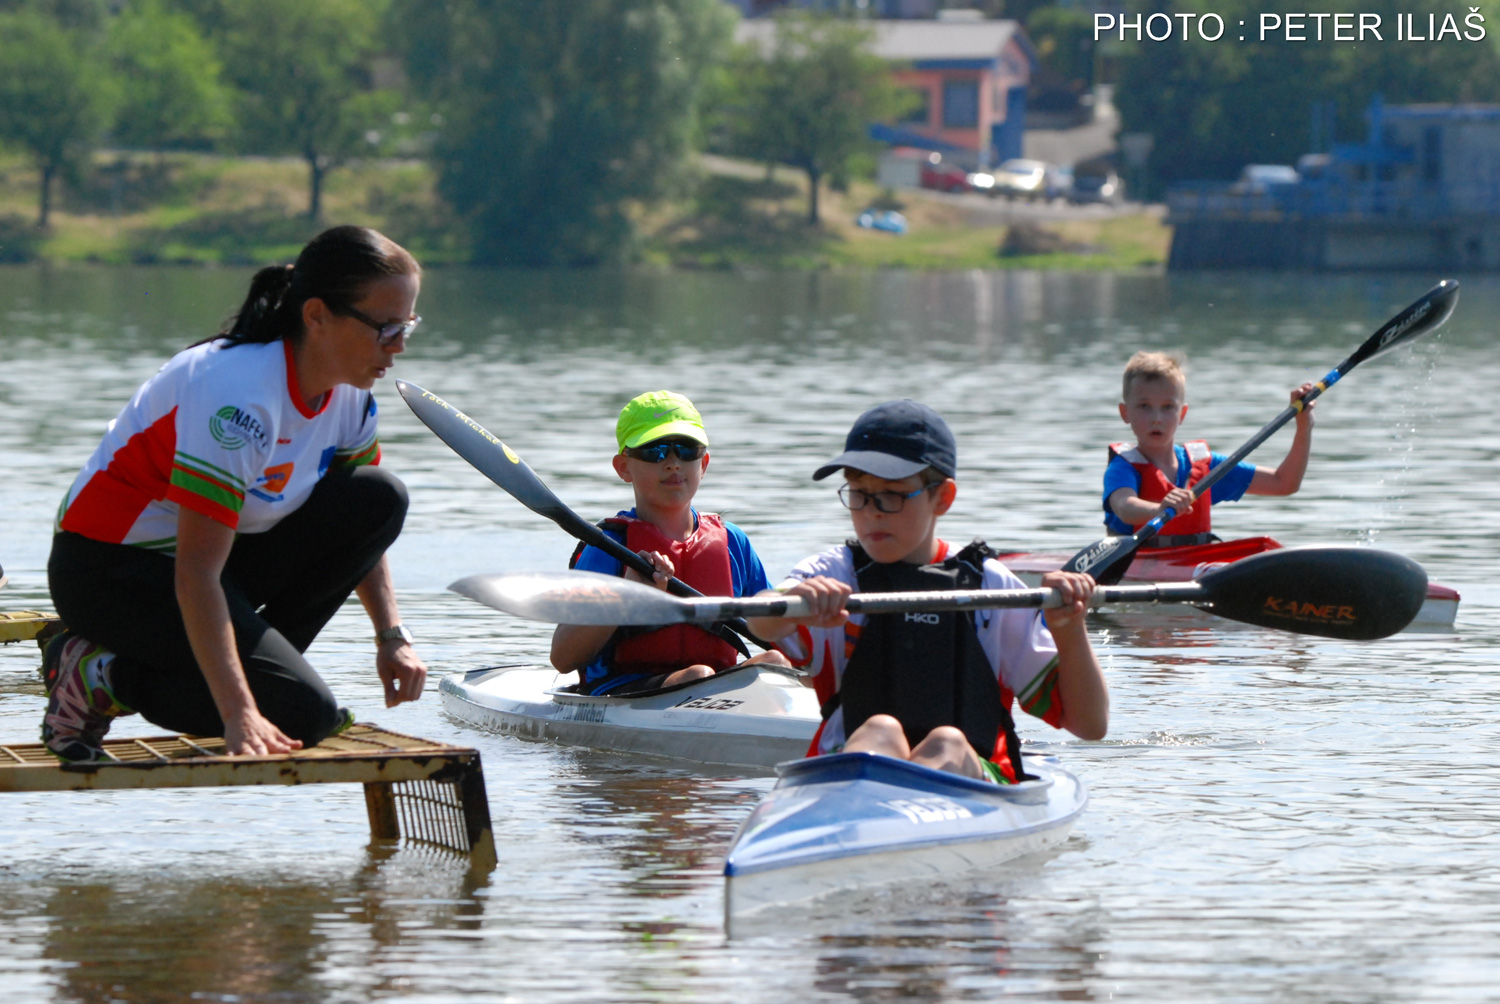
[1168, 98, 1500, 270]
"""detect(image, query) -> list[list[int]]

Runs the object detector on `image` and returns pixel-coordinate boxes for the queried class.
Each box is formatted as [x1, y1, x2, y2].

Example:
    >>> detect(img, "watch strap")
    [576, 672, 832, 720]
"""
[376, 624, 413, 646]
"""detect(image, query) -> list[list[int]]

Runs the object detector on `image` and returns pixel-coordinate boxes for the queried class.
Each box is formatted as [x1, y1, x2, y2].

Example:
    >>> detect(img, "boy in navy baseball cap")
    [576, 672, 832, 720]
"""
[746, 400, 1108, 783]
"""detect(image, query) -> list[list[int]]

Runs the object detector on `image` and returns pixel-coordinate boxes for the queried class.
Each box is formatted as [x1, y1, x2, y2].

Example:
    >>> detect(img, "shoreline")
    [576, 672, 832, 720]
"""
[0, 151, 1170, 271]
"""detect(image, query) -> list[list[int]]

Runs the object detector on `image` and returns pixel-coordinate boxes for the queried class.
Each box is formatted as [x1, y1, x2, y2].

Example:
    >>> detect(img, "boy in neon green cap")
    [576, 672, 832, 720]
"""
[551, 390, 791, 695]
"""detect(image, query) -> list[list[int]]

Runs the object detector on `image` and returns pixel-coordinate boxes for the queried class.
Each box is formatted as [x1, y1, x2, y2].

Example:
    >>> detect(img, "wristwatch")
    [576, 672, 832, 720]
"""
[376, 624, 414, 646]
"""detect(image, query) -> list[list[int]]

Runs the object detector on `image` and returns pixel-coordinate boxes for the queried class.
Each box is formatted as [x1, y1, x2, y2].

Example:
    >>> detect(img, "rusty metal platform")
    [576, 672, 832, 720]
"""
[0, 723, 495, 871]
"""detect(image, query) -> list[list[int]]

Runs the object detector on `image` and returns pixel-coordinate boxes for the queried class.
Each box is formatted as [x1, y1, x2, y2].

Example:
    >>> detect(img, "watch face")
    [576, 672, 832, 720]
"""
[379, 625, 412, 644]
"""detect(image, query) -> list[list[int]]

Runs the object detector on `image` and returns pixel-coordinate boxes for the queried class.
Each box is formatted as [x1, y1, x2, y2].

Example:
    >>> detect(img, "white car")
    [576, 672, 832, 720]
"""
[1230, 164, 1300, 194]
[990, 159, 1049, 200]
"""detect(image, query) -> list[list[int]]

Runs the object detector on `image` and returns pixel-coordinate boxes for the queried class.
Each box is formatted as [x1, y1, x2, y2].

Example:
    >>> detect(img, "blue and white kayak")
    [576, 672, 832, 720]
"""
[439, 662, 820, 772]
[723, 752, 1086, 917]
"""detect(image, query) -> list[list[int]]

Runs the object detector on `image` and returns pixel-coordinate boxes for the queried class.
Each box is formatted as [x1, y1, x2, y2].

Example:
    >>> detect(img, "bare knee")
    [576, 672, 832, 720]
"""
[920, 725, 969, 754]
[910, 726, 986, 778]
[844, 714, 911, 757]
[661, 664, 715, 687]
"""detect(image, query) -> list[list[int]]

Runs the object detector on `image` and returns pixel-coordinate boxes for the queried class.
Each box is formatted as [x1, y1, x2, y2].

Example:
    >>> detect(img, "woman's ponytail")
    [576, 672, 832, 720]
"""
[207, 264, 296, 347]
[200, 227, 418, 349]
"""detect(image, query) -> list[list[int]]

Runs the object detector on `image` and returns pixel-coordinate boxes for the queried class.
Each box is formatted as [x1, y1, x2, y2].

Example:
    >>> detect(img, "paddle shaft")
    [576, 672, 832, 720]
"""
[1066, 279, 1459, 580]
[452, 545, 1429, 641]
[667, 582, 1207, 621]
[395, 380, 766, 649]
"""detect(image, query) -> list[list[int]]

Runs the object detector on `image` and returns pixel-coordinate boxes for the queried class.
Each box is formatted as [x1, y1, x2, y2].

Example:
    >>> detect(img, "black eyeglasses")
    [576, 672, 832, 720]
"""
[623, 440, 707, 463]
[335, 304, 421, 347]
[838, 483, 934, 514]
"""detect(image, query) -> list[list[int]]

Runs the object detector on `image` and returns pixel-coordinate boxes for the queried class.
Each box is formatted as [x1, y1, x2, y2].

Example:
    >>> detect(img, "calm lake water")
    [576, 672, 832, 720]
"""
[2, 265, 1499, 1002]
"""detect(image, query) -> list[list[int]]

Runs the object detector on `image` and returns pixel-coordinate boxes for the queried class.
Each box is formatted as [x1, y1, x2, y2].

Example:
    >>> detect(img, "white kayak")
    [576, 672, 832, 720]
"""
[439, 662, 821, 771]
[723, 751, 1086, 919]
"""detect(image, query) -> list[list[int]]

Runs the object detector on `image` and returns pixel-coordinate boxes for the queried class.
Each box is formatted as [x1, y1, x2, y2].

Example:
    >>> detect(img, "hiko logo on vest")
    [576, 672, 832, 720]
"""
[210, 406, 269, 451]
[905, 612, 941, 625]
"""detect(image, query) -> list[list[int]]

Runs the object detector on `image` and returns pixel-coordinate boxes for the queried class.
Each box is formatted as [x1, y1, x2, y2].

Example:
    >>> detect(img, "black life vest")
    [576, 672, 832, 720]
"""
[837, 539, 1025, 774]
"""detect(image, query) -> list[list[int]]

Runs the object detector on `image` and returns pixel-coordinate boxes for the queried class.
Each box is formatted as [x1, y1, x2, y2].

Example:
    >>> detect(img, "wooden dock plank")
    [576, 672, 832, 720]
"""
[0, 724, 496, 870]
[0, 610, 60, 644]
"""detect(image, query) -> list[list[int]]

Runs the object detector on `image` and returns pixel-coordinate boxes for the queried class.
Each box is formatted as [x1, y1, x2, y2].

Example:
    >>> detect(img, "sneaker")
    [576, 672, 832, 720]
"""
[40, 633, 131, 763]
[332, 706, 356, 735]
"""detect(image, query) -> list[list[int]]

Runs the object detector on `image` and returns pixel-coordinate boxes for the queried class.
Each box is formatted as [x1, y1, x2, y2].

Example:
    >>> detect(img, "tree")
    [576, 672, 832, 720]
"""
[106, 0, 232, 152]
[726, 14, 910, 225]
[1112, 0, 1500, 197]
[215, 0, 397, 219]
[396, 0, 735, 267]
[1026, 6, 1095, 90]
[0, 9, 116, 226]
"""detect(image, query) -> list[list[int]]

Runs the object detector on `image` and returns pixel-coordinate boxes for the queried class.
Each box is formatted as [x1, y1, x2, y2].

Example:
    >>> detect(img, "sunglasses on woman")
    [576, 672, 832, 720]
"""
[336, 304, 422, 347]
[623, 440, 708, 463]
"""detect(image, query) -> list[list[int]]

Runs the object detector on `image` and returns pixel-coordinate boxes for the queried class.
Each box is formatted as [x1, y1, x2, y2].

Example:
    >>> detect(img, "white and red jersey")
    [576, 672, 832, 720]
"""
[775, 539, 1067, 754]
[57, 339, 380, 553]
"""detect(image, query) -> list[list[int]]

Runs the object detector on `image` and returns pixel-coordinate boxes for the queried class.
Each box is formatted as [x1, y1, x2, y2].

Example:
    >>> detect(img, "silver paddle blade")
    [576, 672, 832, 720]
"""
[449, 570, 686, 626]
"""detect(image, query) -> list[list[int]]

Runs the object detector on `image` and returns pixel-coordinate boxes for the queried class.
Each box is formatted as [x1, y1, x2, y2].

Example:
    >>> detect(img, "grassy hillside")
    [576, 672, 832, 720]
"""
[639, 161, 1169, 270]
[0, 151, 1169, 270]
[0, 151, 463, 265]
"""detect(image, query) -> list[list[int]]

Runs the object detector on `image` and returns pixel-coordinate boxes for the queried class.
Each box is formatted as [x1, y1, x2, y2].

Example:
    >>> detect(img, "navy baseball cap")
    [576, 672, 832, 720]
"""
[813, 399, 957, 482]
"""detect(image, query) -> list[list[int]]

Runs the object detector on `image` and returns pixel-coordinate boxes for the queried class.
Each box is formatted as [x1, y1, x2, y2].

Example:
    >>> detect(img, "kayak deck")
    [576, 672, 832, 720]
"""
[440, 662, 821, 771]
[724, 752, 1086, 918]
[996, 537, 1459, 627]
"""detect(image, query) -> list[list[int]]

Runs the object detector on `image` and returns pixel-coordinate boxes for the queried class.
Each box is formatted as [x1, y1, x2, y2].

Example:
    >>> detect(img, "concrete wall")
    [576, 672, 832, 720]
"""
[1171, 217, 1500, 270]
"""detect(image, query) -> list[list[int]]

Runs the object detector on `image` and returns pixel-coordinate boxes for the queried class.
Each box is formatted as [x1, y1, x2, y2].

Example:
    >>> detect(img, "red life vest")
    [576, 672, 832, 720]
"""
[604, 512, 741, 674]
[1108, 440, 1214, 538]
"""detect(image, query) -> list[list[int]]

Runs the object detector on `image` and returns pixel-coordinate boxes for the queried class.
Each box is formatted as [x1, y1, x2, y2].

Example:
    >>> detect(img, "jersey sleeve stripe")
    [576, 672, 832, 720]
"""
[1016, 656, 1064, 725]
[166, 483, 241, 527]
[334, 437, 381, 467]
[168, 458, 245, 519]
[172, 450, 247, 490]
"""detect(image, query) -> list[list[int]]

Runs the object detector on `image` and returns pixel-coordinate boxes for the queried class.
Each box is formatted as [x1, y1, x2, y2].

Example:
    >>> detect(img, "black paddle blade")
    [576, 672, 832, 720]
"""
[1060, 534, 1138, 584]
[1344, 279, 1459, 371]
[1194, 546, 1427, 641]
[395, 380, 574, 523]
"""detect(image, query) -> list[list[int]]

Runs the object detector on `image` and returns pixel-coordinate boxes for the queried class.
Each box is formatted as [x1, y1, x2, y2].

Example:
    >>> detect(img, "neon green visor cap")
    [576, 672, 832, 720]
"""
[616, 390, 709, 451]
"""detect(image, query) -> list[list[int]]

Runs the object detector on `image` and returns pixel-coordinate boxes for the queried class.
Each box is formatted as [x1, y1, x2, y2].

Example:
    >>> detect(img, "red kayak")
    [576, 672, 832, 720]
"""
[994, 537, 1459, 628]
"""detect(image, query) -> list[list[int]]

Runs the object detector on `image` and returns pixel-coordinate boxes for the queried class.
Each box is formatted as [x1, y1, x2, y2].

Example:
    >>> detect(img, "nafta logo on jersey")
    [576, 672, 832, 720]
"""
[210, 405, 269, 450]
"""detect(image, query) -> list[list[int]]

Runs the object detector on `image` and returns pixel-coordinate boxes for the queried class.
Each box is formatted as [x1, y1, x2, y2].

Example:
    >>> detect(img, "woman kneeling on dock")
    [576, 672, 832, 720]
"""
[43, 225, 428, 761]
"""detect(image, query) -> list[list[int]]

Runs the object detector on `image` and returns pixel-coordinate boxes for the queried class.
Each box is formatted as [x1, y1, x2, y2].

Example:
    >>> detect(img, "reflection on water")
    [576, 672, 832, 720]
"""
[3, 266, 1500, 1001]
[16, 853, 484, 1004]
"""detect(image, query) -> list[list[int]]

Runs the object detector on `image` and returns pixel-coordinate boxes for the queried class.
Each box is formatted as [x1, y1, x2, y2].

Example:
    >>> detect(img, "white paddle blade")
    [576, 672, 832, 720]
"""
[449, 570, 686, 625]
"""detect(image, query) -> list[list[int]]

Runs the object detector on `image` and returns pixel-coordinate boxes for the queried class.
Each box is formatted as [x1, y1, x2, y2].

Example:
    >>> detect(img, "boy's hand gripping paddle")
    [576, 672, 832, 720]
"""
[1063, 279, 1460, 585]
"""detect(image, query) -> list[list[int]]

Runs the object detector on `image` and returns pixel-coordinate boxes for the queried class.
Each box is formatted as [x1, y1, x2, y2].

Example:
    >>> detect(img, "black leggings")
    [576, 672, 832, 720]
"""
[48, 465, 408, 745]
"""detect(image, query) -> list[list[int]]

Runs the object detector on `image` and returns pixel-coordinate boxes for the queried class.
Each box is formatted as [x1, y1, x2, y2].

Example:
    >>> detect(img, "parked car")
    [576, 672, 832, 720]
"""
[1230, 164, 1300, 194]
[991, 159, 1049, 200]
[919, 152, 971, 193]
[1070, 170, 1123, 205]
[1045, 164, 1074, 201]
[855, 208, 908, 234]
[965, 169, 997, 194]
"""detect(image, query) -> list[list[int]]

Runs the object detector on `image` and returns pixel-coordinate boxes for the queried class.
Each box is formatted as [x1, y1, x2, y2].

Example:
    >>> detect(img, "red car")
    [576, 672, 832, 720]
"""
[919, 152, 971, 193]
